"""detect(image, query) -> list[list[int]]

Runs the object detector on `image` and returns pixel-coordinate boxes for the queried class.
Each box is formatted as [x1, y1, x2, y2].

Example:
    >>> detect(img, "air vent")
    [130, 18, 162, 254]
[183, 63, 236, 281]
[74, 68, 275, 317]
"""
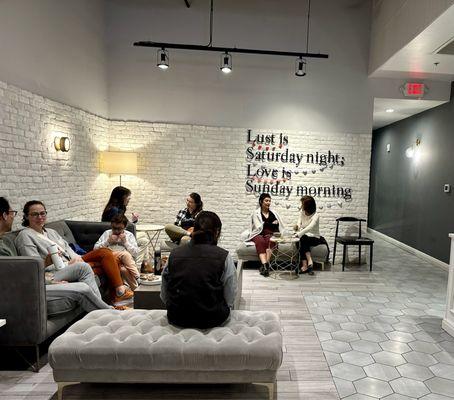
[436, 37, 454, 55]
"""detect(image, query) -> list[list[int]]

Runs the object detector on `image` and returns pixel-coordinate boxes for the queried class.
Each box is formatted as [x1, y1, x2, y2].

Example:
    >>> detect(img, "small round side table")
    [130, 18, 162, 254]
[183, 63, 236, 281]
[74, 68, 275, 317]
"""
[269, 236, 300, 280]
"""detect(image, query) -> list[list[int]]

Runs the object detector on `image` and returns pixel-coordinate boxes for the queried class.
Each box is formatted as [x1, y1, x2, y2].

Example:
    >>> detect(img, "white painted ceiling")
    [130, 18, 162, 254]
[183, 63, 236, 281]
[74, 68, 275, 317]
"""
[373, 98, 447, 129]
[371, 3, 454, 130]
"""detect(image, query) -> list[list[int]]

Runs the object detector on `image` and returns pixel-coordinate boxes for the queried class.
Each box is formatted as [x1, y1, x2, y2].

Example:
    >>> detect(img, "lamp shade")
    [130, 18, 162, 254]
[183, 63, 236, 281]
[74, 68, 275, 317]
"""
[100, 151, 138, 175]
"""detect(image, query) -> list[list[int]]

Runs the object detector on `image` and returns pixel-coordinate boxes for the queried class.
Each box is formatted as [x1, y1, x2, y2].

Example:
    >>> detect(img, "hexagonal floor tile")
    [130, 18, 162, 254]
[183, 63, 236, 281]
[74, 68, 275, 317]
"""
[351, 340, 382, 354]
[374, 315, 399, 325]
[334, 377, 356, 398]
[386, 331, 416, 343]
[433, 351, 454, 365]
[314, 321, 341, 332]
[430, 363, 454, 380]
[341, 322, 368, 333]
[324, 314, 350, 323]
[331, 330, 360, 342]
[402, 308, 426, 316]
[316, 331, 332, 342]
[382, 393, 415, 400]
[420, 394, 454, 399]
[364, 363, 400, 381]
[331, 362, 366, 381]
[392, 322, 421, 333]
[403, 351, 438, 367]
[341, 350, 374, 366]
[337, 308, 357, 316]
[379, 308, 404, 317]
[368, 296, 390, 304]
[425, 377, 454, 397]
[414, 331, 441, 343]
[379, 340, 412, 354]
[321, 339, 352, 353]
[367, 322, 394, 333]
[390, 377, 430, 398]
[354, 377, 393, 398]
[397, 363, 434, 380]
[438, 340, 454, 353]
[349, 314, 374, 324]
[408, 340, 442, 354]
[359, 330, 388, 343]
[372, 351, 406, 366]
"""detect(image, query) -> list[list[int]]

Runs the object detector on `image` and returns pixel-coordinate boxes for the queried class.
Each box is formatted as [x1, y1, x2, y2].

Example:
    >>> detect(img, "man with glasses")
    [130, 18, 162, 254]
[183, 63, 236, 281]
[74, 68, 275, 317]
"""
[0, 197, 18, 256]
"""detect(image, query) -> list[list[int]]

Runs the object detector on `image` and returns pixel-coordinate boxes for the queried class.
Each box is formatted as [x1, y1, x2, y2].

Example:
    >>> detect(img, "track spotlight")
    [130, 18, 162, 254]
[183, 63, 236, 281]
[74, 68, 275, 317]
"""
[157, 48, 169, 70]
[220, 52, 232, 74]
[295, 57, 306, 77]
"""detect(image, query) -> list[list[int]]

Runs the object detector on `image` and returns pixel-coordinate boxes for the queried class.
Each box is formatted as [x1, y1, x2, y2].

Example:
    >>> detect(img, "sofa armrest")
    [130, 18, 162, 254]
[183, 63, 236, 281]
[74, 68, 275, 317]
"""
[0, 256, 47, 346]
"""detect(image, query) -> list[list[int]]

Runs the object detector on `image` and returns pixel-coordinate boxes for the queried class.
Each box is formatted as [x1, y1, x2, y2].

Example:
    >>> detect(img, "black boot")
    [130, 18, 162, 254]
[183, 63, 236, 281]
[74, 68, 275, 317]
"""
[260, 263, 270, 277]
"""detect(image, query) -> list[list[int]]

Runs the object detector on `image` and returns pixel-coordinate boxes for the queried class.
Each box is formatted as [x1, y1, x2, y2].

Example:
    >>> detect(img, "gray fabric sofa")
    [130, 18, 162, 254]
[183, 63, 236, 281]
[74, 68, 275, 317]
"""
[0, 220, 135, 370]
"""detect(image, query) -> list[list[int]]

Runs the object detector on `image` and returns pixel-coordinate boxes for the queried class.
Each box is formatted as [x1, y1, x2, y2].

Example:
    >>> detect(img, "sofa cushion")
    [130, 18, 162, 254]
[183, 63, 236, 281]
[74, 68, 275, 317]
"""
[47, 295, 79, 317]
[46, 221, 77, 245]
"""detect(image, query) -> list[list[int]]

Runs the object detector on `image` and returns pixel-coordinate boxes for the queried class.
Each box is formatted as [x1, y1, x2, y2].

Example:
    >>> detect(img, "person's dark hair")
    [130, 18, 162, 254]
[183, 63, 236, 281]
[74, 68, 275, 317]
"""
[301, 195, 316, 215]
[258, 193, 271, 206]
[22, 200, 46, 227]
[102, 186, 131, 221]
[189, 192, 203, 214]
[111, 213, 128, 227]
[0, 197, 10, 215]
[191, 211, 222, 245]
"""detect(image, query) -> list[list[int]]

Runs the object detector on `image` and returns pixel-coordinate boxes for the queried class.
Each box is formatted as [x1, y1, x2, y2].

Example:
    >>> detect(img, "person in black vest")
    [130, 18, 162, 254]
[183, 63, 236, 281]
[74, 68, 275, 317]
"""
[160, 211, 237, 329]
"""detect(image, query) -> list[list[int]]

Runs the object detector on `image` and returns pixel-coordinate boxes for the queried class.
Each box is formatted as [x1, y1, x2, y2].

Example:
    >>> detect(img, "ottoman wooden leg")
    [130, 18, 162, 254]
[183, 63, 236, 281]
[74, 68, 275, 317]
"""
[254, 381, 275, 400]
[57, 382, 79, 400]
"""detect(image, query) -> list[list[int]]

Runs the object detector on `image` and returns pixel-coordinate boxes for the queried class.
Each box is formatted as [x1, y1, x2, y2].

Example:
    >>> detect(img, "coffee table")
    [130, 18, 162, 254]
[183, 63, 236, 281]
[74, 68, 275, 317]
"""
[269, 236, 300, 280]
[134, 284, 165, 310]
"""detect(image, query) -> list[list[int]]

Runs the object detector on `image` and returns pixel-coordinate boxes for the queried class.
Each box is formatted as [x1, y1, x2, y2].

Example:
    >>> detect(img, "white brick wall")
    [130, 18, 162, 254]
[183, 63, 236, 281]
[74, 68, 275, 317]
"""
[1, 80, 372, 259]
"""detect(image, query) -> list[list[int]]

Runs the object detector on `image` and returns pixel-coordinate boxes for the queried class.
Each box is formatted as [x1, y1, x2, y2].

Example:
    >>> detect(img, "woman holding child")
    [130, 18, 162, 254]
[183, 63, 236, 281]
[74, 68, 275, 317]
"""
[246, 193, 285, 277]
[15, 200, 133, 306]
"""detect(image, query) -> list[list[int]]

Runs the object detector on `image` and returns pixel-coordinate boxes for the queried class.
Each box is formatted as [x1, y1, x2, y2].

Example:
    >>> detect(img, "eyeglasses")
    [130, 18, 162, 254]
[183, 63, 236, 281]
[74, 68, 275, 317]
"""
[7, 210, 18, 216]
[29, 211, 47, 218]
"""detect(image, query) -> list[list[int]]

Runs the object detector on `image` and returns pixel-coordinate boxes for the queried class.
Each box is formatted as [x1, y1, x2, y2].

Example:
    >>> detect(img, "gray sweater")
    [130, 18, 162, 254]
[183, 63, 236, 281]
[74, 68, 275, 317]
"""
[15, 227, 78, 262]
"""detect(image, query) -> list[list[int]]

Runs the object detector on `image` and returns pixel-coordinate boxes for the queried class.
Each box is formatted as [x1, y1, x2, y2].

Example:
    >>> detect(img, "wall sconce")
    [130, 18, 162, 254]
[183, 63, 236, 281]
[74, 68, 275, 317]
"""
[54, 136, 71, 152]
[100, 151, 138, 186]
[405, 138, 421, 159]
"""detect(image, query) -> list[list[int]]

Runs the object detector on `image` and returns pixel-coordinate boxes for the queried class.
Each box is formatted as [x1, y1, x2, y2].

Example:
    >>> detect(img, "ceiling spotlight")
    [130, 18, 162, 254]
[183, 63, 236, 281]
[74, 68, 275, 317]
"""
[385, 108, 394, 113]
[220, 52, 232, 73]
[295, 57, 306, 77]
[157, 48, 169, 70]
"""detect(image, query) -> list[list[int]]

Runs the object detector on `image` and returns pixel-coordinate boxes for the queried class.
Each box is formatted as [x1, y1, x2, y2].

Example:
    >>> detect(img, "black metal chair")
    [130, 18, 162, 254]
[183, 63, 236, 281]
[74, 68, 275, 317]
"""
[333, 217, 374, 271]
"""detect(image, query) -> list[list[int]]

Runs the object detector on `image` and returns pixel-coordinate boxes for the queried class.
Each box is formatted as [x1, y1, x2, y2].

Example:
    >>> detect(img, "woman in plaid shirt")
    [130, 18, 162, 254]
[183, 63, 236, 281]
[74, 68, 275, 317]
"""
[165, 193, 203, 244]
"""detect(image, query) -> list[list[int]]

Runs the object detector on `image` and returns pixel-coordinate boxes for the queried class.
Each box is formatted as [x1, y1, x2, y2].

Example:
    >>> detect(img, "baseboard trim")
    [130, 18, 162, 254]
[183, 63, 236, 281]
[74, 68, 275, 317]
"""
[442, 319, 454, 337]
[367, 228, 449, 272]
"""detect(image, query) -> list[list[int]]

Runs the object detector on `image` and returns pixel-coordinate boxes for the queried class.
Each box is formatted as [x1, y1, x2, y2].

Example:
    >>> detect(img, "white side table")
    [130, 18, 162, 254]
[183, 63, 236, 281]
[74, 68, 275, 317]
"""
[269, 236, 300, 280]
[0, 319, 5, 328]
[136, 224, 165, 264]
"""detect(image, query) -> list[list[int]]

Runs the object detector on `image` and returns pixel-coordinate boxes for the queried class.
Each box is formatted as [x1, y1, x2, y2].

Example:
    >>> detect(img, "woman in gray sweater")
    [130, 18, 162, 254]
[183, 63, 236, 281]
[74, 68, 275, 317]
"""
[15, 200, 130, 310]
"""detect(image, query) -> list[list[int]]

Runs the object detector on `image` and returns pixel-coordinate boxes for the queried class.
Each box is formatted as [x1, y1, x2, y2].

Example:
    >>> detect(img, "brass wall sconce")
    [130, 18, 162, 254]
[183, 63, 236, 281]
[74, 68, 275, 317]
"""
[54, 136, 71, 152]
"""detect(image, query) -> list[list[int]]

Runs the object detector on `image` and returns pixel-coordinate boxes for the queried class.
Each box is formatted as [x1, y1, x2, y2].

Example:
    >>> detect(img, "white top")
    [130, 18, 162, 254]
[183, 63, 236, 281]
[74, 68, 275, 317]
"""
[94, 229, 139, 258]
[296, 211, 320, 238]
[135, 224, 165, 232]
[0, 319, 6, 328]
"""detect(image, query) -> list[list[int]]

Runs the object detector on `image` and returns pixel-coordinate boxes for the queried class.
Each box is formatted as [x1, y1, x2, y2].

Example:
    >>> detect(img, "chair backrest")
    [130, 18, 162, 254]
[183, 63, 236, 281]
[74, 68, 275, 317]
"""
[335, 217, 366, 239]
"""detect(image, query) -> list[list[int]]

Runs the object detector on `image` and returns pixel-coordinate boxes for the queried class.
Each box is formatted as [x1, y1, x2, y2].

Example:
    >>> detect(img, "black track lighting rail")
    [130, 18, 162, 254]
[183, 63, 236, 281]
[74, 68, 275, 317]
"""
[133, 41, 328, 59]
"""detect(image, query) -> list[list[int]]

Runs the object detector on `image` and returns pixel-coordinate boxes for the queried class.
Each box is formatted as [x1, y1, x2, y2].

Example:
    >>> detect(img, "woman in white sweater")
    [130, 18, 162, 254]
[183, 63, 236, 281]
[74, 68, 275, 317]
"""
[294, 196, 322, 275]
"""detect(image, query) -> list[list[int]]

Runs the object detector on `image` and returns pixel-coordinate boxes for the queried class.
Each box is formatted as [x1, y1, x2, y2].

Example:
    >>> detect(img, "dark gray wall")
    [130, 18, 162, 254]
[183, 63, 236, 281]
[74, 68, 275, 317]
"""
[369, 83, 454, 263]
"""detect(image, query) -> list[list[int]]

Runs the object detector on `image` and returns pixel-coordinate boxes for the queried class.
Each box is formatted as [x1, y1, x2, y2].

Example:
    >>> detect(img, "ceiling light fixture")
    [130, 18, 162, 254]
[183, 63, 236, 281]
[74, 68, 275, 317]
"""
[220, 52, 232, 73]
[295, 57, 307, 77]
[157, 48, 169, 70]
[135, 0, 327, 75]
[385, 108, 394, 113]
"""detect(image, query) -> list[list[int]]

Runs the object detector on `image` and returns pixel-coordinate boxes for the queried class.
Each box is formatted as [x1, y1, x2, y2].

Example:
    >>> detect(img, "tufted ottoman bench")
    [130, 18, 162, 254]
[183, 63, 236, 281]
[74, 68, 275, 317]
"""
[49, 309, 283, 400]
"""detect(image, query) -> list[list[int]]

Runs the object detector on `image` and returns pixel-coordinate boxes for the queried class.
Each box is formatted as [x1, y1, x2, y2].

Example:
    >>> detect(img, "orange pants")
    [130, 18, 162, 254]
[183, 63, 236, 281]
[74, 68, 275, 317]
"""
[82, 248, 123, 289]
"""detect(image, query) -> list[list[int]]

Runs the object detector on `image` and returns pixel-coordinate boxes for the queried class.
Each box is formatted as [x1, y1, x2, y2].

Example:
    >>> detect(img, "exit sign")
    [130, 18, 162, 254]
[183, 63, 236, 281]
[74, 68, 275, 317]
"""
[403, 82, 425, 97]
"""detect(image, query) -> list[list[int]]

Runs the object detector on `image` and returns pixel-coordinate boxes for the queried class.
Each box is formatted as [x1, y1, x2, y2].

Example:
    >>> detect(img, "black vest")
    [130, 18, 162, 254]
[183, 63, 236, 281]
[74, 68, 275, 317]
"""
[165, 242, 230, 329]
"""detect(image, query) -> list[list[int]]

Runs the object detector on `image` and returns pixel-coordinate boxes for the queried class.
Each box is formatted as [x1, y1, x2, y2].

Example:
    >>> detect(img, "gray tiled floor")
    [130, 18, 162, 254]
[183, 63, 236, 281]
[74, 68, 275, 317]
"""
[0, 234, 453, 399]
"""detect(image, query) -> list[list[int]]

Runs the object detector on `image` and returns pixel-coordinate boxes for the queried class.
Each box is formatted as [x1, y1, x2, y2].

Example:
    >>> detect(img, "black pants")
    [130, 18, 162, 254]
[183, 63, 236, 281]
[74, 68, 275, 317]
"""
[298, 235, 324, 261]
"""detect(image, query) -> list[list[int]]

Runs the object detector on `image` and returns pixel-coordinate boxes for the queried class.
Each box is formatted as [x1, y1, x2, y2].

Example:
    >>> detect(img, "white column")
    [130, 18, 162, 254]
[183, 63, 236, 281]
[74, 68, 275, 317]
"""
[442, 234, 454, 336]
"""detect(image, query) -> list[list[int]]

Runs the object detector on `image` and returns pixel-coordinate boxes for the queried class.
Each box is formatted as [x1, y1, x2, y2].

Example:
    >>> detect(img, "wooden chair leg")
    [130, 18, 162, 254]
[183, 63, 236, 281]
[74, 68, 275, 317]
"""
[342, 245, 346, 271]
[359, 245, 362, 265]
[370, 245, 373, 272]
